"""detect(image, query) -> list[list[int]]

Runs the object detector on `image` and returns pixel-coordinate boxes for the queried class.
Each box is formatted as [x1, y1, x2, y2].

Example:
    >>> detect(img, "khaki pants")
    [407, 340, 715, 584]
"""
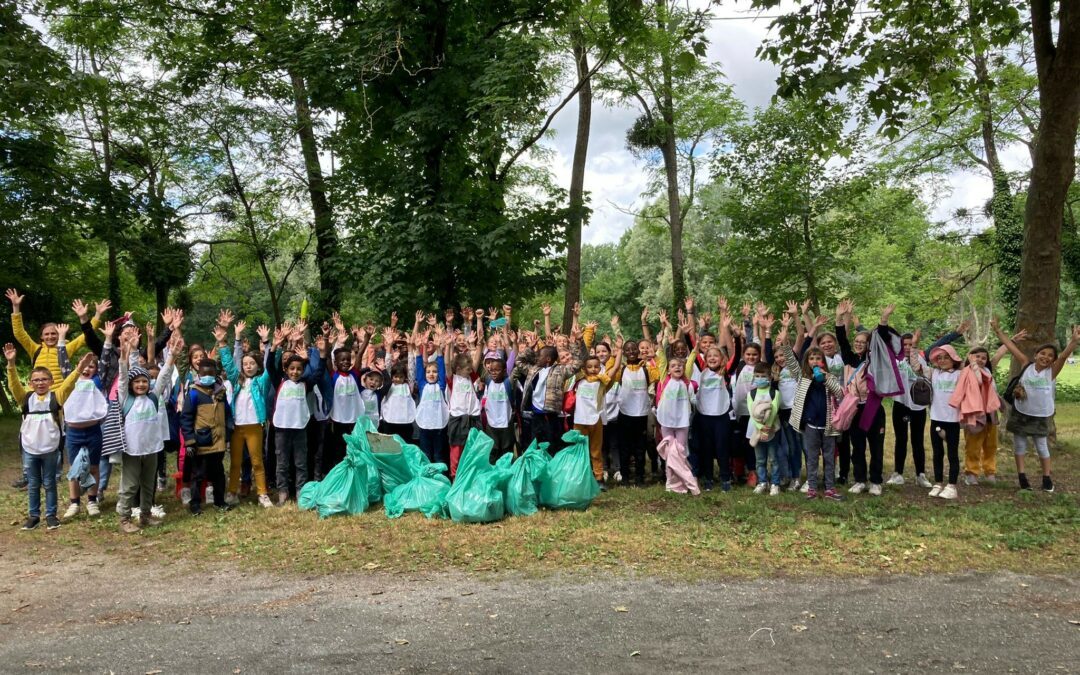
[118, 453, 157, 518]
[573, 422, 604, 480]
[230, 424, 267, 496]
[964, 422, 998, 477]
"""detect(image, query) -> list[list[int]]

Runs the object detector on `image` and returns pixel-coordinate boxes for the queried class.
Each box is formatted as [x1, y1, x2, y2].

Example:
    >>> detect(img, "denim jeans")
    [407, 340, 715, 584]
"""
[26, 450, 60, 517]
[777, 409, 802, 481]
[802, 427, 836, 492]
[754, 437, 781, 486]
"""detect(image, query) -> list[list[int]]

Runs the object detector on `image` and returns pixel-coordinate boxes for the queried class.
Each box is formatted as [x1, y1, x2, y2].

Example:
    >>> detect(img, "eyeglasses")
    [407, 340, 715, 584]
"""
[30, 378, 51, 384]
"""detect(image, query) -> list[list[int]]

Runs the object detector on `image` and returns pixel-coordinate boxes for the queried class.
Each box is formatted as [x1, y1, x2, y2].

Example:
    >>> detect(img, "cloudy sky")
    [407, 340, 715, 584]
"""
[536, 4, 1031, 246]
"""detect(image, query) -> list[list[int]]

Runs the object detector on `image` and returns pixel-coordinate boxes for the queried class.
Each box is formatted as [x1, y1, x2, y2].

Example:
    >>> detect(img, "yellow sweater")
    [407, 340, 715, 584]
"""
[7, 364, 81, 406]
[11, 312, 98, 390]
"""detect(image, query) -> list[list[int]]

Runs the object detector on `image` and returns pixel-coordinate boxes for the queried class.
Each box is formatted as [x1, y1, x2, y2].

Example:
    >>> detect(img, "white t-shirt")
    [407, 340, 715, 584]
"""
[233, 382, 259, 426]
[530, 368, 551, 413]
[1015, 363, 1055, 418]
[330, 372, 362, 424]
[274, 380, 310, 429]
[777, 368, 797, 410]
[693, 368, 730, 416]
[655, 379, 692, 429]
[20, 393, 61, 455]
[449, 374, 480, 417]
[573, 379, 603, 426]
[484, 380, 512, 429]
[63, 379, 108, 425]
[415, 382, 449, 430]
[618, 366, 650, 417]
[381, 383, 416, 424]
[929, 369, 960, 422]
[124, 396, 163, 456]
[731, 365, 755, 417]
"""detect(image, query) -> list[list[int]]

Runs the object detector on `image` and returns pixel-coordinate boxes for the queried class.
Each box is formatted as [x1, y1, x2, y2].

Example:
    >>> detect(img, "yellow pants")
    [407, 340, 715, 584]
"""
[229, 423, 267, 496]
[964, 422, 998, 477]
[574, 422, 604, 481]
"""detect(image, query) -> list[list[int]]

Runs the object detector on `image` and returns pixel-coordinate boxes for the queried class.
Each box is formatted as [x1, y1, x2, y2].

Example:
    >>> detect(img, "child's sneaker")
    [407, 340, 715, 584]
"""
[225, 492, 240, 506]
[602, 471, 609, 482]
[45, 515, 61, 530]
[753, 483, 768, 495]
[1041, 475, 1054, 493]
[848, 482, 866, 494]
[805, 488, 817, 500]
[963, 474, 979, 486]
[984, 474, 997, 483]
[181, 487, 192, 505]
[746, 471, 758, 488]
[140, 513, 163, 528]
[769, 484, 780, 496]
[702, 480, 714, 492]
[150, 504, 166, 519]
[86, 500, 100, 517]
[20, 516, 40, 530]
[916, 473, 933, 488]
[799, 481, 811, 493]
[63, 502, 80, 520]
[1018, 473, 1032, 490]
[720, 481, 732, 492]
[119, 517, 141, 534]
[613, 471, 622, 483]
[868, 483, 882, 496]
[928, 484, 943, 498]
[939, 484, 958, 500]
[788, 478, 800, 491]
[156, 475, 167, 492]
[11, 477, 28, 489]
[824, 488, 844, 501]
[885, 472, 904, 486]
[258, 494, 274, 508]
[205, 486, 214, 505]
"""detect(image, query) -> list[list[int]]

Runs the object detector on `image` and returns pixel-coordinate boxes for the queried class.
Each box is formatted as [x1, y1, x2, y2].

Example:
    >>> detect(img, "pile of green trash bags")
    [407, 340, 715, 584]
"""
[299, 422, 600, 522]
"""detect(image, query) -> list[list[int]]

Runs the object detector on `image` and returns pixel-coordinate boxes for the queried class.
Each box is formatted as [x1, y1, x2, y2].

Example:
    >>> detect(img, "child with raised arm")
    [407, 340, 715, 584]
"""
[908, 329, 963, 500]
[5, 288, 101, 388]
[415, 325, 451, 465]
[5, 343, 85, 530]
[774, 321, 847, 501]
[573, 336, 623, 486]
[60, 342, 108, 520]
[993, 319, 1080, 492]
[321, 319, 369, 476]
[653, 355, 700, 495]
[219, 320, 274, 508]
[445, 324, 483, 477]
[116, 331, 177, 532]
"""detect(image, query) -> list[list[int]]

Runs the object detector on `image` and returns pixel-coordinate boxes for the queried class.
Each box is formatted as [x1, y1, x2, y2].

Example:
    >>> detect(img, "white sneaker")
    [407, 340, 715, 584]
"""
[613, 471, 622, 483]
[885, 472, 904, 486]
[225, 492, 240, 506]
[928, 484, 943, 497]
[984, 474, 997, 483]
[788, 479, 800, 491]
[769, 484, 780, 496]
[63, 502, 80, 520]
[800, 481, 811, 493]
[86, 500, 100, 516]
[848, 482, 866, 494]
[602, 471, 609, 482]
[258, 494, 274, 509]
[181, 487, 191, 505]
[868, 483, 882, 496]
[916, 473, 933, 488]
[753, 483, 768, 495]
[939, 484, 958, 500]
[205, 486, 214, 505]
[150, 504, 166, 519]
[963, 474, 979, 486]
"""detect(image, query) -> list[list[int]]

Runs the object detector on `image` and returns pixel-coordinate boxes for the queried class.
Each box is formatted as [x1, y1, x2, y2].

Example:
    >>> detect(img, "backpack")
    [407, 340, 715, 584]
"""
[562, 377, 577, 415]
[832, 365, 864, 432]
[909, 376, 933, 407]
[21, 391, 61, 428]
[1002, 369, 1026, 405]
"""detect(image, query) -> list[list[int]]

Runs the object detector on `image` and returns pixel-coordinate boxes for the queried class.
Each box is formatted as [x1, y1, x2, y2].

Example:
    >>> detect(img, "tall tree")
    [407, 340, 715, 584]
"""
[754, 0, 1080, 349]
[602, 0, 740, 310]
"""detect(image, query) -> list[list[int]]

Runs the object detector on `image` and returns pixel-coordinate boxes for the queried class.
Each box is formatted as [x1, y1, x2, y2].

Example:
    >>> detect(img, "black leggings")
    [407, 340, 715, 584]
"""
[836, 432, 851, 483]
[929, 420, 961, 485]
[892, 402, 926, 475]
[850, 404, 886, 485]
[696, 413, 731, 483]
[618, 414, 648, 483]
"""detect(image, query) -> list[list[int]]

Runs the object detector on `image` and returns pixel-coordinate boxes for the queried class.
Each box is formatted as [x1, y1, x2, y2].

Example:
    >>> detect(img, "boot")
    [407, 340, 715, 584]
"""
[119, 517, 141, 534]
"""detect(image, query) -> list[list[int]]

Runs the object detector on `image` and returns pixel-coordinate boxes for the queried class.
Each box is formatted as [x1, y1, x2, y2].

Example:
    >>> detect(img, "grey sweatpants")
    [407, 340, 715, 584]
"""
[802, 426, 836, 492]
[118, 453, 158, 518]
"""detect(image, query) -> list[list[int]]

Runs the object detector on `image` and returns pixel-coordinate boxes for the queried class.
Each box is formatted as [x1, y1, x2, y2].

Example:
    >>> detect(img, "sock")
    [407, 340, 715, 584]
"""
[70, 498, 79, 505]
[87, 495, 97, 503]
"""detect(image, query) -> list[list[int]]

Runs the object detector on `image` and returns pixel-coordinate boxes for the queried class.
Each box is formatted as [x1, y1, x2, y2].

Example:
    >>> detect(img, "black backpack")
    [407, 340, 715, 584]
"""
[909, 376, 933, 407]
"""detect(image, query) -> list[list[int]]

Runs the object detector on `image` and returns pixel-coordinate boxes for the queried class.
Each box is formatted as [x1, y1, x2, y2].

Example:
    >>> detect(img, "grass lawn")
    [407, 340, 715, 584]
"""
[0, 406, 1077, 580]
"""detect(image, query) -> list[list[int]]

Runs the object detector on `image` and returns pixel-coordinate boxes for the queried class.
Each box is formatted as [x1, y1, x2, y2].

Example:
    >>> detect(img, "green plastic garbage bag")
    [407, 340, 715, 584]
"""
[446, 429, 513, 523]
[368, 430, 414, 495]
[505, 440, 550, 516]
[539, 430, 600, 511]
[297, 437, 372, 518]
[343, 418, 383, 502]
[384, 438, 451, 519]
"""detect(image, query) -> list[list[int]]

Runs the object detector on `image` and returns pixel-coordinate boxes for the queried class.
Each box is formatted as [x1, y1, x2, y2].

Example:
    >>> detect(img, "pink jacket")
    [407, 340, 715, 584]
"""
[948, 366, 1001, 428]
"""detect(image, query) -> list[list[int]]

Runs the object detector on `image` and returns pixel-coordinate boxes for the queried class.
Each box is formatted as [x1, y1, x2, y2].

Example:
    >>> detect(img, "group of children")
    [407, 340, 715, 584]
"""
[5, 288, 1075, 531]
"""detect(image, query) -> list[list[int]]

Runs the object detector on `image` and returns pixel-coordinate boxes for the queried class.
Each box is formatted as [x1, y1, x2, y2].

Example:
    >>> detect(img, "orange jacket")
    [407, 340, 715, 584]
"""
[948, 366, 1001, 428]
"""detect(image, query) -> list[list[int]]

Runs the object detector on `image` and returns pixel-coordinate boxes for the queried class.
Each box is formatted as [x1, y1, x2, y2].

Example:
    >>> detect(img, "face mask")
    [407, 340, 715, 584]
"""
[812, 367, 825, 382]
[752, 377, 769, 388]
[198, 376, 216, 386]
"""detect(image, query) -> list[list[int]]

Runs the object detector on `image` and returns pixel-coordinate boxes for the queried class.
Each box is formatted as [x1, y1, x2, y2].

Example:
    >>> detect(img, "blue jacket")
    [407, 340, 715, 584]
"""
[220, 340, 272, 425]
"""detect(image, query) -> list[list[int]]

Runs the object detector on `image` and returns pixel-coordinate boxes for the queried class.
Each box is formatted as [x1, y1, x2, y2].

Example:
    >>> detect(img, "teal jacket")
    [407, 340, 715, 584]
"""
[220, 340, 272, 425]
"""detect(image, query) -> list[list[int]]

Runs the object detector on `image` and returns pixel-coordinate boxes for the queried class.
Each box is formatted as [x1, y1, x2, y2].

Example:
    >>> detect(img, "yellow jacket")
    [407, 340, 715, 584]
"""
[7, 363, 81, 407]
[11, 312, 98, 390]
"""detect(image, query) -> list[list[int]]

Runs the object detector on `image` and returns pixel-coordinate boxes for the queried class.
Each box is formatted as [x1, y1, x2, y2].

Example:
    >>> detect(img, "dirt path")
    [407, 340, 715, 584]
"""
[0, 549, 1077, 673]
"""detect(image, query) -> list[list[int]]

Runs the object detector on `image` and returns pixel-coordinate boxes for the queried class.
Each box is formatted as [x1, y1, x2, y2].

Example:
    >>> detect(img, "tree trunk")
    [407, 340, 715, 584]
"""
[1015, 0, 1080, 349]
[661, 135, 685, 311]
[801, 212, 820, 311]
[289, 70, 339, 318]
[155, 283, 169, 333]
[107, 241, 120, 311]
[562, 30, 592, 331]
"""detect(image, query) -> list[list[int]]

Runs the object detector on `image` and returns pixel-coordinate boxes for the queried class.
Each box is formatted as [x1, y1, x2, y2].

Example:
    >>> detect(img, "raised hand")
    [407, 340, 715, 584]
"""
[168, 332, 185, 354]
[755, 301, 768, 317]
[911, 328, 922, 345]
[5, 289, 24, 310]
[502, 304, 512, 318]
[102, 320, 116, 342]
[657, 308, 669, 326]
[389, 311, 399, 329]
[217, 308, 234, 327]
[572, 301, 581, 316]
[785, 299, 799, 316]
[234, 320, 247, 340]
[160, 306, 175, 328]
[462, 307, 474, 322]
[72, 299, 89, 323]
[741, 302, 751, 319]
[256, 324, 269, 342]
[487, 307, 497, 319]
[56, 323, 70, 340]
[955, 319, 970, 335]
[1010, 328, 1029, 343]
[641, 306, 650, 323]
[684, 296, 695, 312]
[610, 314, 620, 330]
[716, 296, 729, 313]
[2, 343, 16, 362]
[333, 311, 346, 333]
[880, 304, 895, 325]
[211, 324, 227, 345]
[76, 352, 96, 373]
[171, 308, 185, 330]
[145, 321, 155, 338]
[475, 307, 485, 320]
[541, 303, 552, 317]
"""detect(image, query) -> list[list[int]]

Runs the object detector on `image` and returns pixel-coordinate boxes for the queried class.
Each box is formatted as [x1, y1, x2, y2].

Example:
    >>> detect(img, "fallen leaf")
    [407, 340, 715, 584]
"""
[1068, 620, 1080, 626]
[489, 614, 498, 619]
[630, 651, 640, 657]
[233, 669, 242, 674]
[460, 591, 474, 596]
[370, 590, 384, 596]
[363, 562, 381, 570]
[792, 625, 808, 632]
[614, 606, 629, 613]
[323, 547, 338, 555]
[177, 619, 190, 625]
[394, 639, 409, 645]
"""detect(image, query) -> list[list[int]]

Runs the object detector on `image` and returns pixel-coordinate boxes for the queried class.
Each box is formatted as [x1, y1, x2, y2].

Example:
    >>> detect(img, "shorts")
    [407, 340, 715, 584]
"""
[65, 425, 103, 465]
[1005, 409, 1050, 437]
